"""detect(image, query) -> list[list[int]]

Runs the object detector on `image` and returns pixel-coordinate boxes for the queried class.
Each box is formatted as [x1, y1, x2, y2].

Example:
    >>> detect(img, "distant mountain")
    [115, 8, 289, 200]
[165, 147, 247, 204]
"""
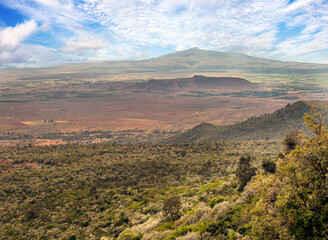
[129, 75, 257, 92]
[164, 101, 328, 143]
[139, 47, 328, 75]
[2, 48, 328, 82]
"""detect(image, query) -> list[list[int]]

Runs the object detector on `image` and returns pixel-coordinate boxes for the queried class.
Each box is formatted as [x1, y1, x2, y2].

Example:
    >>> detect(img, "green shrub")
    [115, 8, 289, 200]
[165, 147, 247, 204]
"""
[118, 228, 141, 240]
[209, 197, 225, 208]
[155, 222, 174, 231]
[165, 225, 194, 240]
[226, 229, 237, 240]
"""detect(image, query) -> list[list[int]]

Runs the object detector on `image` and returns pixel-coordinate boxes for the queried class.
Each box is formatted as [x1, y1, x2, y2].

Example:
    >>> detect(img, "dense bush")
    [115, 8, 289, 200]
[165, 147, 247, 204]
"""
[247, 105, 328, 239]
[0, 141, 280, 239]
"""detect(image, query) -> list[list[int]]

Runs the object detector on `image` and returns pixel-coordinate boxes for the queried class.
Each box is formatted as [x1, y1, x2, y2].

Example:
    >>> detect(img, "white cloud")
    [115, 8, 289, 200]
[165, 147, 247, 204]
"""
[270, 30, 328, 58]
[1, 0, 328, 66]
[0, 20, 38, 51]
[268, 0, 328, 60]
[158, 0, 190, 13]
[60, 35, 108, 53]
[80, 0, 288, 53]
[0, 20, 47, 68]
[39, 22, 50, 32]
[0, 44, 59, 68]
[284, 0, 314, 13]
[88, 43, 151, 61]
[77, 0, 328, 61]
[0, 0, 81, 32]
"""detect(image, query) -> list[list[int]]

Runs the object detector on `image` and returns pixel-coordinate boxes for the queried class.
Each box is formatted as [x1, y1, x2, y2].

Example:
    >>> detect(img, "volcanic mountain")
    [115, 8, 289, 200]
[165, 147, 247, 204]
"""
[2, 48, 328, 83]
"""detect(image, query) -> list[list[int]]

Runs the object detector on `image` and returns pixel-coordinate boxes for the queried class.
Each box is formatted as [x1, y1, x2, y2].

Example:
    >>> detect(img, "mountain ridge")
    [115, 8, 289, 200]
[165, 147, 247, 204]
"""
[164, 100, 328, 143]
[157, 47, 277, 62]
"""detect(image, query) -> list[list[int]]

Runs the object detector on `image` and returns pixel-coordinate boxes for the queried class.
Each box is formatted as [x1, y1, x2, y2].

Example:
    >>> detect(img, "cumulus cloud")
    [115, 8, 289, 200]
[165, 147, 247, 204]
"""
[0, 44, 59, 68]
[0, 20, 44, 68]
[60, 35, 108, 53]
[0, 20, 38, 51]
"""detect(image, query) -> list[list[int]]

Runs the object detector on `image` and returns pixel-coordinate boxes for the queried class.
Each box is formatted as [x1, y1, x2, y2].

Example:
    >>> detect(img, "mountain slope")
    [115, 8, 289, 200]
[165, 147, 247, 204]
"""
[165, 101, 328, 143]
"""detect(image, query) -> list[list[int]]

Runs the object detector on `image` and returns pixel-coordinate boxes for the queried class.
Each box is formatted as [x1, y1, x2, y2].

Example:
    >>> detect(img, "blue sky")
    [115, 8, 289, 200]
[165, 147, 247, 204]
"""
[0, 0, 327, 68]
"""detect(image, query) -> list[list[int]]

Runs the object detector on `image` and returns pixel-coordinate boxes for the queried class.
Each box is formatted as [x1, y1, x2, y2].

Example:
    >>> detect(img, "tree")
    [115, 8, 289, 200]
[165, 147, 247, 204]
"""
[278, 105, 328, 239]
[236, 156, 257, 191]
[163, 195, 181, 221]
[248, 105, 328, 239]
[261, 159, 276, 173]
[283, 129, 301, 153]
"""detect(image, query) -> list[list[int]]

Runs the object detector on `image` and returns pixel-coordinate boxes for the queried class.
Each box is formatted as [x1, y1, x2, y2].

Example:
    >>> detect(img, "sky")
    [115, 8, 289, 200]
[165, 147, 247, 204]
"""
[0, 0, 327, 68]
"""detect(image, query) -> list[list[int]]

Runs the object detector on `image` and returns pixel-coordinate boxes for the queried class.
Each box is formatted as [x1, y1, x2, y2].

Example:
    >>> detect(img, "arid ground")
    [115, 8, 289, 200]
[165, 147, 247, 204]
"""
[1, 75, 326, 145]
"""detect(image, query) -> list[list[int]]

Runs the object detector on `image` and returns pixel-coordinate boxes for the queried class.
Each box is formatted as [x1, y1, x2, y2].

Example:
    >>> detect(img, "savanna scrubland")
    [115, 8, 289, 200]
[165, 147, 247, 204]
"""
[1, 106, 328, 239]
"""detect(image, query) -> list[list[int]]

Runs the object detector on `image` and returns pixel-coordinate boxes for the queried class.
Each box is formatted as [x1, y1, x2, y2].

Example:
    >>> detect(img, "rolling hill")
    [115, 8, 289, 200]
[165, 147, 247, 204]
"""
[164, 101, 328, 143]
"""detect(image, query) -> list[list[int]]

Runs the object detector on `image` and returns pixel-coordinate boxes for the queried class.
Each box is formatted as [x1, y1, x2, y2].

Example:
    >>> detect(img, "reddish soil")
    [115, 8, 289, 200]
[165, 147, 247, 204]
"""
[11, 122, 27, 127]
[0, 93, 292, 135]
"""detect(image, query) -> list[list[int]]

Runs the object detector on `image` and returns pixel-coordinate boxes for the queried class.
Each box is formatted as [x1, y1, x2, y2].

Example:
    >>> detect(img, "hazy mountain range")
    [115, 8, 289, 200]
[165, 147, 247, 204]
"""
[2, 48, 328, 82]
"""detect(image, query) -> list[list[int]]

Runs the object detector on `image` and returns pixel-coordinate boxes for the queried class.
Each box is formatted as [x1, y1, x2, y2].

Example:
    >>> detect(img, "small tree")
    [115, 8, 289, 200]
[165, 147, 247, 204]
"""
[262, 159, 276, 173]
[163, 195, 181, 221]
[236, 156, 256, 191]
[283, 129, 301, 153]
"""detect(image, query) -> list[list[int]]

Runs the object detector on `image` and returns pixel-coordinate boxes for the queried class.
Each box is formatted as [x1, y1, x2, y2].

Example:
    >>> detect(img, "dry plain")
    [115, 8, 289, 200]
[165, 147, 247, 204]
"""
[0, 76, 326, 145]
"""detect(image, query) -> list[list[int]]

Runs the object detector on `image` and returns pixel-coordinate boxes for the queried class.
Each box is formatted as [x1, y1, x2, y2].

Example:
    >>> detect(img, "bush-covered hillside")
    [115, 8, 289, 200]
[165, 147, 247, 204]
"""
[1, 106, 328, 239]
[0, 140, 280, 239]
[166, 101, 328, 143]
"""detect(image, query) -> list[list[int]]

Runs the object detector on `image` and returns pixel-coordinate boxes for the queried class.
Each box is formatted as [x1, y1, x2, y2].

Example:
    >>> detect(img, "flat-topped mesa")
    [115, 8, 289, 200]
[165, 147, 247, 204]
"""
[130, 76, 257, 92]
